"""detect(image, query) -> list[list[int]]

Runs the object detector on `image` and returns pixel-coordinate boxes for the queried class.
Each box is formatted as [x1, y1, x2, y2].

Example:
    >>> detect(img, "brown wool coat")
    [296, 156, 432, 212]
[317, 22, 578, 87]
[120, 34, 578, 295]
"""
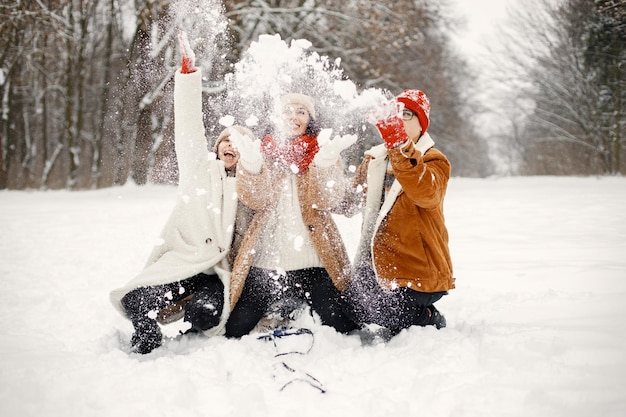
[229, 160, 351, 310]
[345, 141, 455, 293]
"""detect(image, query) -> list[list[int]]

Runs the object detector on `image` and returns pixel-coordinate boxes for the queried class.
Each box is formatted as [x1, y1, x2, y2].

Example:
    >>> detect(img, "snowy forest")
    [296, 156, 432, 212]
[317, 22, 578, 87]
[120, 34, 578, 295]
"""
[0, 0, 624, 190]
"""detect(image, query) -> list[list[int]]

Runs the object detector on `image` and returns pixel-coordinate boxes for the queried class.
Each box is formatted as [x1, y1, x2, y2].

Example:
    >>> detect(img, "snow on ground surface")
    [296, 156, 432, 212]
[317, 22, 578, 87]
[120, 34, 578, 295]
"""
[1, 176, 625, 417]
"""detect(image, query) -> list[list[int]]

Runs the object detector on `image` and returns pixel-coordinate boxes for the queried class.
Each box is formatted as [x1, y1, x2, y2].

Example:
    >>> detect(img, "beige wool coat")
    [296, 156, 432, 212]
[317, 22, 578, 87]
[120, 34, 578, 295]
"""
[229, 161, 352, 310]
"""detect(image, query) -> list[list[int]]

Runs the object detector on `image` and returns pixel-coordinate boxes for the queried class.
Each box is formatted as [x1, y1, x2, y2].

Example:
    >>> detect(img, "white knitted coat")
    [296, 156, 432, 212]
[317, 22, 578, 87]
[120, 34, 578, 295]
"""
[110, 69, 236, 336]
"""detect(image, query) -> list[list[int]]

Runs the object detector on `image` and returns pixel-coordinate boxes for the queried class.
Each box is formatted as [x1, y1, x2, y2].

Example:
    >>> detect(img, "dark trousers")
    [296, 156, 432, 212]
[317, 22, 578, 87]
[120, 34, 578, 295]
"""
[121, 273, 225, 332]
[225, 267, 357, 337]
[344, 261, 446, 331]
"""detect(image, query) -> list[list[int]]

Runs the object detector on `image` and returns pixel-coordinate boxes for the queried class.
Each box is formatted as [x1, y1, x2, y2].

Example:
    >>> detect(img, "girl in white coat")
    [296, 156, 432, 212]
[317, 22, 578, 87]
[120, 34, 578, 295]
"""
[110, 36, 253, 354]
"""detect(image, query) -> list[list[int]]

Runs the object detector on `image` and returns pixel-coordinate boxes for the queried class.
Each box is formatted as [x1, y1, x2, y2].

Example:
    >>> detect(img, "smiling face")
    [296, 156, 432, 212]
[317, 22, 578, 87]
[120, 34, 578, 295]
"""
[281, 104, 311, 138]
[216, 138, 239, 171]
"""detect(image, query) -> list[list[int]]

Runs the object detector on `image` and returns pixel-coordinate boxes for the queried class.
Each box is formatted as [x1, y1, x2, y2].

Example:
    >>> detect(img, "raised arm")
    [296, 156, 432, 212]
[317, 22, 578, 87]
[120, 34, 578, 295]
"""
[174, 32, 209, 188]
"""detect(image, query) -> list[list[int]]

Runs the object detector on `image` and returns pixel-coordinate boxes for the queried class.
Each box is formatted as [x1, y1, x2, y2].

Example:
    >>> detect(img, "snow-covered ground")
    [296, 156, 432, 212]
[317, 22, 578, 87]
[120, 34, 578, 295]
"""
[1, 176, 625, 417]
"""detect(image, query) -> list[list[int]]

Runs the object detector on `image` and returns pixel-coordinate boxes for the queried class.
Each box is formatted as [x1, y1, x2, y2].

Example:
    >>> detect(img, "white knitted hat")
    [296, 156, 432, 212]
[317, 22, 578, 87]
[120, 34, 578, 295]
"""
[280, 93, 316, 119]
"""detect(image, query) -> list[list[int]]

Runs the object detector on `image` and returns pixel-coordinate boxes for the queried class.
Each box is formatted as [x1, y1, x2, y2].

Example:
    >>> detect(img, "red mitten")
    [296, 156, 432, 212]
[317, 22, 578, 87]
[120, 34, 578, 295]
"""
[178, 31, 196, 74]
[376, 115, 409, 149]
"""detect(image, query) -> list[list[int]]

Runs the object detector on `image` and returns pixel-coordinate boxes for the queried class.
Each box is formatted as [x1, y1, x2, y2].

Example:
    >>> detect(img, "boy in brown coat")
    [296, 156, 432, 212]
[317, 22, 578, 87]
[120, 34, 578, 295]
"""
[342, 90, 455, 338]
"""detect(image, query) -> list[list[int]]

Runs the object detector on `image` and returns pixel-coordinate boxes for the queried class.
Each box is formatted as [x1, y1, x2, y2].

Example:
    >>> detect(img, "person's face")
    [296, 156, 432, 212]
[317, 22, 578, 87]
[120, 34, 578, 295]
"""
[282, 104, 310, 138]
[401, 109, 422, 143]
[217, 138, 239, 171]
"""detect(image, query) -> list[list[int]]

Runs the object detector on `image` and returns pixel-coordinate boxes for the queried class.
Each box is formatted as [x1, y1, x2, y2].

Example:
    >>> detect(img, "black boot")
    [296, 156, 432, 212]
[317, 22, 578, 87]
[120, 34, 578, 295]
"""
[183, 285, 224, 332]
[122, 289, 163, 354]
[413, 305, 446, 329]
[350, 324, 399, 345]
[129, 318, 162, 354]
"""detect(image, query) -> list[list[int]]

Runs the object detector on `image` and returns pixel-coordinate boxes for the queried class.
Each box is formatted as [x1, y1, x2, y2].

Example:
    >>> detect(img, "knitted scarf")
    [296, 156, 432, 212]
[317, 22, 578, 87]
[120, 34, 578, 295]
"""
[261, 133, 319, 173]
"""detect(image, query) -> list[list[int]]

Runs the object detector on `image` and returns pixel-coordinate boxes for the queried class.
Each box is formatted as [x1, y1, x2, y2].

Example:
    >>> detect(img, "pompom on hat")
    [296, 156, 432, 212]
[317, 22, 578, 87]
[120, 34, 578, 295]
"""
[396, 89, 430, 135]
[280, 93, 316, 120]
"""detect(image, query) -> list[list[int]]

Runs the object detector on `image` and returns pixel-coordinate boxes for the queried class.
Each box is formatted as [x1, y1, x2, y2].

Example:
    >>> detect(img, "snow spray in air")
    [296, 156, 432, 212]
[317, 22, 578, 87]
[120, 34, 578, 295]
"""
[220, 34, 390, 145]
[169, 0, 229, 80]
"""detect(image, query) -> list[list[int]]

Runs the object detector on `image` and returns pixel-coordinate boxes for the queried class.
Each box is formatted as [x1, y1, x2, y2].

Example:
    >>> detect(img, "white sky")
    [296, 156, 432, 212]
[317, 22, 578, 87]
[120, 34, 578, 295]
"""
[449, 0, 514, 58]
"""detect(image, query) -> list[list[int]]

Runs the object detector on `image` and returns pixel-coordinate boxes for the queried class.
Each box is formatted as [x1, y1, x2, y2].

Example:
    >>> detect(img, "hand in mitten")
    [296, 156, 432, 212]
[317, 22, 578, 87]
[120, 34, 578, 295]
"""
[178, 31, 197, 74]
[228, 128, 262, 173]
[366, 100, 409, 149]
[376, 115, 409, 149]
[365, 99, 398, 125]
[314, 129, 358, 167]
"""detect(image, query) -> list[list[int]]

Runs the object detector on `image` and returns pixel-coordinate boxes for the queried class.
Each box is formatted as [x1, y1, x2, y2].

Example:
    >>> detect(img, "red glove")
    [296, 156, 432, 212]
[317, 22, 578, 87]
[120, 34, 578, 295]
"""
[178, 31, 196, 74]
[376, 115, 409, 149]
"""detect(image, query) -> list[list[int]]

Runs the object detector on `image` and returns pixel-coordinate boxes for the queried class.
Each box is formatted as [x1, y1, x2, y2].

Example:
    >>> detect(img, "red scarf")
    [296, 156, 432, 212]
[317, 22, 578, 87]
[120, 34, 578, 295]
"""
[261, 134, 319, 173]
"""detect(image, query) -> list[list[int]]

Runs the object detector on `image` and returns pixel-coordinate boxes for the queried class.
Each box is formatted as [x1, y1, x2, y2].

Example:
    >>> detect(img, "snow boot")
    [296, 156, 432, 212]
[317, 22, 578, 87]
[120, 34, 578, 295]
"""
[129, 319, 162, 354]
[254, 298, 307, 333]
[350, 324, 399, 345]
[183, 287, 224, 332]
[414, 305, 446, 329]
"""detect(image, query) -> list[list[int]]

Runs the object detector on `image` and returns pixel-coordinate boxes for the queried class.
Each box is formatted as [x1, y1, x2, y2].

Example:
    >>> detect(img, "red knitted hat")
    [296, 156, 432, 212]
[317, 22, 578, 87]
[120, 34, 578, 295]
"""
[396, 89, 430, 135]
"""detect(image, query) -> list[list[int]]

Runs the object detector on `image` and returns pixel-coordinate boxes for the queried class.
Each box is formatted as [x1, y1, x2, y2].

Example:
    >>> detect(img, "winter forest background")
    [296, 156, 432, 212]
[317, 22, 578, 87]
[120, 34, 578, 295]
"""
[1, 0, 625, 190]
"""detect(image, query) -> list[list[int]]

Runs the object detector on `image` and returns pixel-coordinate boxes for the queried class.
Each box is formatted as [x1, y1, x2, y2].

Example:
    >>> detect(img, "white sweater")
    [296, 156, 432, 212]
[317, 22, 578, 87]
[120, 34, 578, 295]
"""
[253, 175, 323, 271]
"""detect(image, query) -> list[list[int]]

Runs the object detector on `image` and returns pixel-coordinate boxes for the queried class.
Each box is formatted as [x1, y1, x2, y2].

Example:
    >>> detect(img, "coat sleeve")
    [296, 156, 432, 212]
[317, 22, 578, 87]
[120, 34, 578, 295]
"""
[174, 69, 210, 190]
[332, 155, 371, 217]
[305, 160, 347, 211]
[235, 164, 278, 210]
[388, 146, 450, 210]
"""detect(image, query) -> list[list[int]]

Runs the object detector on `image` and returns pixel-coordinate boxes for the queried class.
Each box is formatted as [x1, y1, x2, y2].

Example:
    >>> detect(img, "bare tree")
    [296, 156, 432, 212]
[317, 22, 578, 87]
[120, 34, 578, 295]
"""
[1, 0, 490, 189]
[1, 0, 131, 189]
[586, 0, 625, 174]
[486, 0, 625, 175]
[0, 1, 80, 189]
[221, 0, 489, 176]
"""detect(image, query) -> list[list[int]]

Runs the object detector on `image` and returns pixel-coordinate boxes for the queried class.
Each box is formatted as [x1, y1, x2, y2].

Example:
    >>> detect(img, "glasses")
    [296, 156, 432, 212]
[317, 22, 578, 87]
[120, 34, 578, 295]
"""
[402, 109, 415, 121]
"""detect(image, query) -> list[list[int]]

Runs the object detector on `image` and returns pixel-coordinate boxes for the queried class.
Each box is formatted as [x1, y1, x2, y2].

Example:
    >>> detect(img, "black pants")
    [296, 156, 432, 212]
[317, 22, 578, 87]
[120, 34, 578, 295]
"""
[121, 273, 225, 332]
[344, 261, 446, 331]
[225, 267, 357, 337]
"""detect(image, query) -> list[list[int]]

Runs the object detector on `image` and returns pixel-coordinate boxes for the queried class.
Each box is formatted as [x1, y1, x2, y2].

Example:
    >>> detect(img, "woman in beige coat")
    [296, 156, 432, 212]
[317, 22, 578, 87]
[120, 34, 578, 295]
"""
[225, 93, 358, 337]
